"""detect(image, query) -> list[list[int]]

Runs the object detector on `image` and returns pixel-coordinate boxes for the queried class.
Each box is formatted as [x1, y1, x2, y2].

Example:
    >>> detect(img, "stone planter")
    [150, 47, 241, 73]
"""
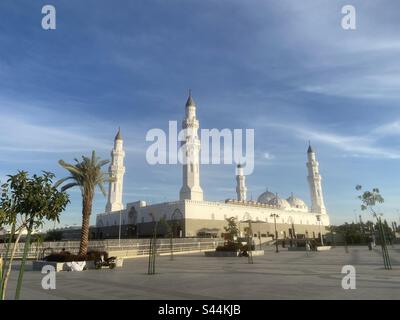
[32, 260, 95, 272]
[204, 250, 264, 257]
[115, 257, 124, 267]
[316, 246, 332, 251]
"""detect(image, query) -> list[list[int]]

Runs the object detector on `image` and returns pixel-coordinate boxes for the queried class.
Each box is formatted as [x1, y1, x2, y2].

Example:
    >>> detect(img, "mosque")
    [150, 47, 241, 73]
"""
[95, 93, 331, 240]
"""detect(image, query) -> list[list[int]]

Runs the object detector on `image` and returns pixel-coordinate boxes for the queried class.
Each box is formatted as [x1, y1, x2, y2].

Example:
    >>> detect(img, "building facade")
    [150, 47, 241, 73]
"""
[96, 93, 331, 240]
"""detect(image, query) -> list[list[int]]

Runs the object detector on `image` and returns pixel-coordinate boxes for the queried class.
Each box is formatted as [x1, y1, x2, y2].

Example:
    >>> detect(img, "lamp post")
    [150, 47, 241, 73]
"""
[118, 210, 122, 247]
[147, 213, 158, 275]
[270, 213, 279, 253]
[316, 214, 324, 246]
[332, 231, 336, 247]
[246, 220, 254, 264]
[170, 209, 183, 261]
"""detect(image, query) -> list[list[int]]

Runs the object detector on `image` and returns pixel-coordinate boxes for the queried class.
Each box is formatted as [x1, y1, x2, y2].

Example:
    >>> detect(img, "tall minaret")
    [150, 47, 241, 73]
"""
[179, 91, 203, 201]
[236, 164, 247, 201]
[306, 143, 327, 214]
[105, 128, 126, 212]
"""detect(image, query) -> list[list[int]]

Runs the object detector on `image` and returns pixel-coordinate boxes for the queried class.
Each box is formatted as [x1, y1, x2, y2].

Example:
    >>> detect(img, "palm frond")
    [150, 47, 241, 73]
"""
[98, 183, 107, 197]
[54, 176, 75, 188]
[98, 159, 110, 168]
[61, 182, 79, 192]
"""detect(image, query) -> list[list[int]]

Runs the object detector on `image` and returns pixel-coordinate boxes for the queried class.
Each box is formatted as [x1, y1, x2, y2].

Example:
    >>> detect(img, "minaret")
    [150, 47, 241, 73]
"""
[179, 91, 203, 201]
[306, 143, 327, 214]
[236, 164, 247, 201]
[105, 128, 126, 212]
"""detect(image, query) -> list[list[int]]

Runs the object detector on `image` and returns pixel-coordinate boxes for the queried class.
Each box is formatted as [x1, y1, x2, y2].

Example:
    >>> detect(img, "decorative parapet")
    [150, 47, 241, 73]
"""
[224, 198, 279, 209]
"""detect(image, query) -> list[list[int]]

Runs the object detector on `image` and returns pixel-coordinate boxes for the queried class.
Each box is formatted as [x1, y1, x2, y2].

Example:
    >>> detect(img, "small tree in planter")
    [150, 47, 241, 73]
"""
[224, 217, 239, 241]
[0, 171, 69, 300]
[0, 172, 34, 300]
[216, 217, 240, 252]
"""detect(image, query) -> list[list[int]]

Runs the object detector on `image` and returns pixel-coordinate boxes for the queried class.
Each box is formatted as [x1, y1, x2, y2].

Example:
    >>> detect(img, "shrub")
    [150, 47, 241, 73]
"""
[43, 250, 108, 262]
[216, 241, 255, 252]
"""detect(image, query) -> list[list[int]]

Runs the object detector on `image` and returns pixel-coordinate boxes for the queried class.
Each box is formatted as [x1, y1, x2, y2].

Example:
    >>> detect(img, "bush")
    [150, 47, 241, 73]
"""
[43, 250, 108, 262]
[241, 244, 255, 251]
[215, 241, 255, 252]
[216, 242, 241, 252]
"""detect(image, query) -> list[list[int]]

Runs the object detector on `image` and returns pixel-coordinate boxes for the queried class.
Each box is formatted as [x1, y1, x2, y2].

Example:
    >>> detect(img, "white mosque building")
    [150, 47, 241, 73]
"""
[95, 93, 331, 240]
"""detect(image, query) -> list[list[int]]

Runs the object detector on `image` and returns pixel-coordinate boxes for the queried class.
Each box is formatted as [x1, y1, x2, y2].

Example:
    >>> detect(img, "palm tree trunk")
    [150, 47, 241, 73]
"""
[79, 191, 93, 256]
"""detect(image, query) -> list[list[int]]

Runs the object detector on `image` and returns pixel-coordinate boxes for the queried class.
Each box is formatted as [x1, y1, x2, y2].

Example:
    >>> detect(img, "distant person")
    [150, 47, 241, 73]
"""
[305, 241, 311, 256]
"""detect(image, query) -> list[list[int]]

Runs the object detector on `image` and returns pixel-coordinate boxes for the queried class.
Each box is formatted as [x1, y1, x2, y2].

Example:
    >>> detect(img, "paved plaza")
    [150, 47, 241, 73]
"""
[4, 245, 400, 300]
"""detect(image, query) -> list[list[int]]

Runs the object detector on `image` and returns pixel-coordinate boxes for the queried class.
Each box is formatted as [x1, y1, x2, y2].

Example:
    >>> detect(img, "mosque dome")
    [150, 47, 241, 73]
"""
[287, 194, 309, 212]
[257, 190, 275, 204]
[267, 195, 291, 210]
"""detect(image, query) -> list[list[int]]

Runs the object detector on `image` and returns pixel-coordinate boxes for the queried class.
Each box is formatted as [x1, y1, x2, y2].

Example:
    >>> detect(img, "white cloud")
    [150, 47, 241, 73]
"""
[301, 129, 400, 159]
[0, 98, 145, 155]
[254, 118, 400, 160]
[373, 121, 400, 136]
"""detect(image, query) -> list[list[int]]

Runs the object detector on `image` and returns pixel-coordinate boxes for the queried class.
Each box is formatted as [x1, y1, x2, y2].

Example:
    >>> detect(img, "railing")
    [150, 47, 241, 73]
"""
[0, 238, 225, 260]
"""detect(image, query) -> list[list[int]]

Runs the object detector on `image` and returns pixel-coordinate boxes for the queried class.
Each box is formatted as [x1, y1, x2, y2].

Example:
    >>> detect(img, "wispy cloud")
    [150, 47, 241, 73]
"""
[298, 127, 400, 159]
[255, 118, 400, 160]
[0, 97, 147, 155]
[373, 121, 400, 136]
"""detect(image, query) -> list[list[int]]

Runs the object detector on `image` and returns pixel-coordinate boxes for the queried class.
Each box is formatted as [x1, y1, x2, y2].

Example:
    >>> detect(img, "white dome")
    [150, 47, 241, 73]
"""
[287, 194, 309, 212]
[257, 191, 275, 204]
[268, 196, 291, 210]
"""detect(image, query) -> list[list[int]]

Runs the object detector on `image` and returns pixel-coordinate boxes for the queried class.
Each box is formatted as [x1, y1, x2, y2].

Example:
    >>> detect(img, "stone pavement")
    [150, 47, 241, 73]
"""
[4, 245, 400, 300]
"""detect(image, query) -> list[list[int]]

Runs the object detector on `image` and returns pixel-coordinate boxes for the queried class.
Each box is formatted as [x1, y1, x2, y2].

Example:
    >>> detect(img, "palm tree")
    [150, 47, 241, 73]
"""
[55, 151, 111, 256]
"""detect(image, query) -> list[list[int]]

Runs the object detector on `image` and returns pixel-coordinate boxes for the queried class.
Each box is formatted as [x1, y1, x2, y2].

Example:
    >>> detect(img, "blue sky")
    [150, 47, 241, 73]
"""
[0, 0, 400, 228]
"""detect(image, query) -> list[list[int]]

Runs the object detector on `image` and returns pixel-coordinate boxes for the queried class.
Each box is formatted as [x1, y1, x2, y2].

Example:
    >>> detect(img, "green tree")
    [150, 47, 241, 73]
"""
[0, 171, 69, 300]
[355, 185, 391, 269]
[0, 172, 30, 300]
[355, 185, 384, 213]
[55, 151, 111, 256]
[224, 217, 239, 241]
[0, 208, 5, 293]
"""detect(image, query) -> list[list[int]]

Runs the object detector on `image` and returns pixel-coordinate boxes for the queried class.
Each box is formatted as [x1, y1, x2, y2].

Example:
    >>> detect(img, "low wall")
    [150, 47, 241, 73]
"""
[32, 260, 96, 272]
[205, 250, 265, 257]
[0, 238, 225, 260]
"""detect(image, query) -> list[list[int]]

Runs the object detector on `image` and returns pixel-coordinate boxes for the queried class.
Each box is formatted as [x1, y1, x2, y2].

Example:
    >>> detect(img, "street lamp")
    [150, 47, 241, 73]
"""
[270, 213, 279, 253]
[170, 209, 183, 261]
[118, 210, 122, 247]
[316, 214, 324, 246]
